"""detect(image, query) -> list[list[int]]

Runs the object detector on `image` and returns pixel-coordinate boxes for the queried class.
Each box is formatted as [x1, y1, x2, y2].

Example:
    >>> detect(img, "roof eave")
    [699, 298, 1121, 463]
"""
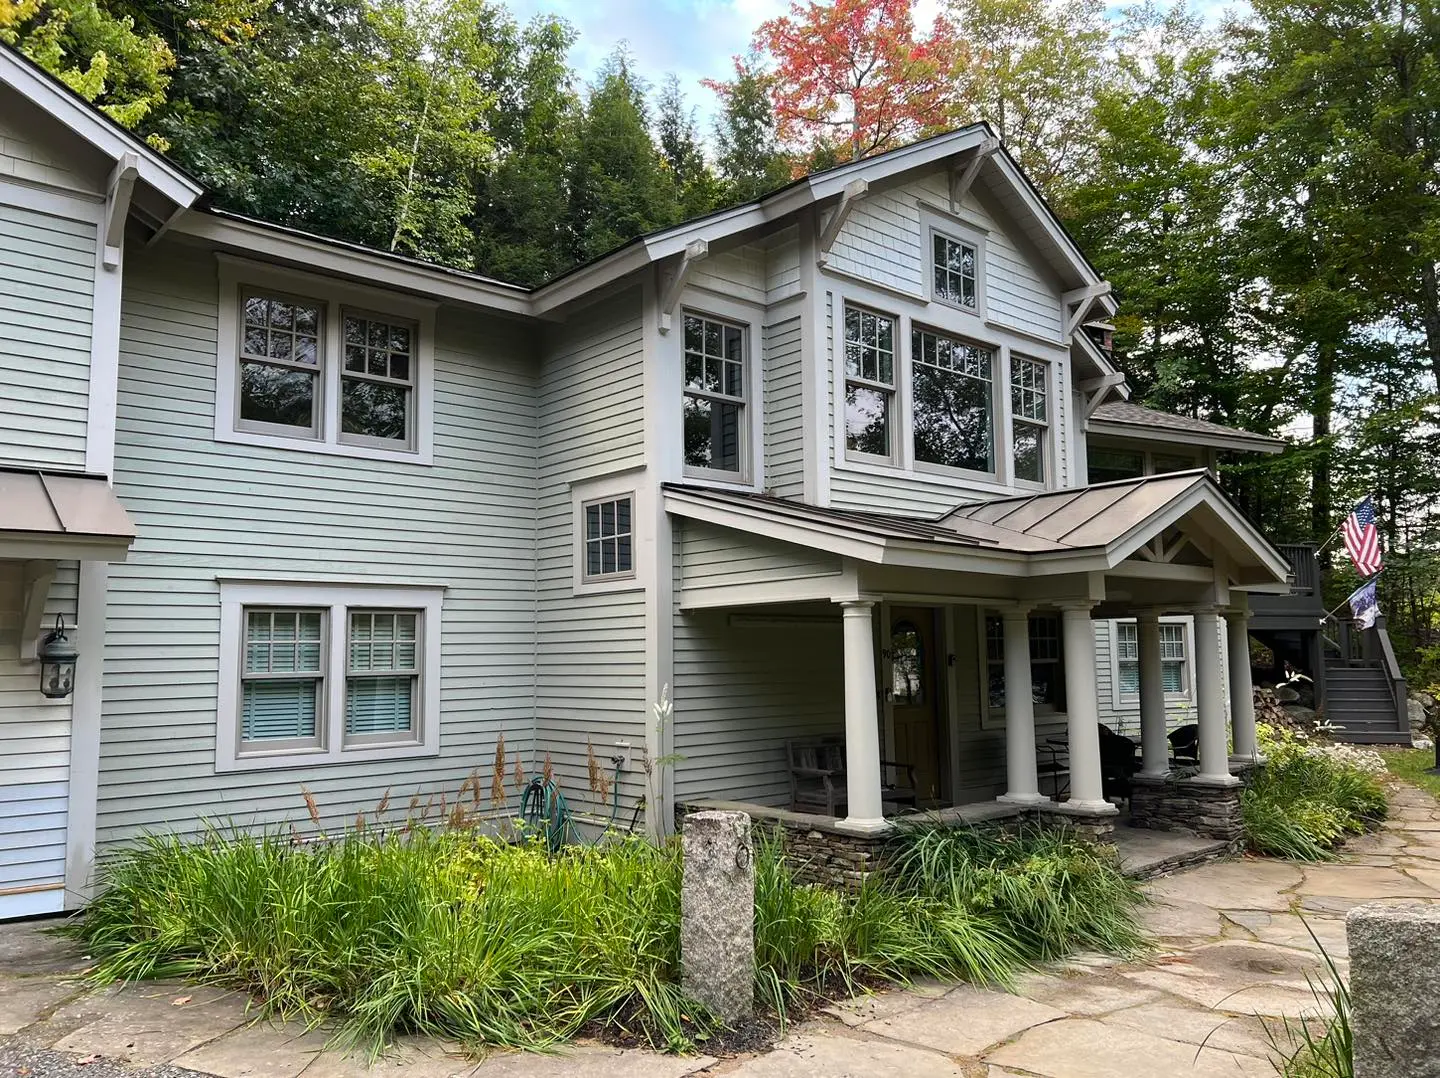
[1088, 418, 1286, 455]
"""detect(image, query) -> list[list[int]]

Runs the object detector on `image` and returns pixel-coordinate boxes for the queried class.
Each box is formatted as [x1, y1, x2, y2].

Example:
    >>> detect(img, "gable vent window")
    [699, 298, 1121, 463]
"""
[843, 305, 896, 460]
[584, 496, 634, 579]
[933, 233, 978, 309]
[682, 314, 747, 477]
[1011, 357, 1048, 483]
[912, 328, 995, 474]
[239, 294, 323, 436]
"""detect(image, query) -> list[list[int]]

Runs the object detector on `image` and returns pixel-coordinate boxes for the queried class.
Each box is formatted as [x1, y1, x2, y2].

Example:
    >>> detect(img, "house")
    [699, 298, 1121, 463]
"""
[1, 45, 1309, 918]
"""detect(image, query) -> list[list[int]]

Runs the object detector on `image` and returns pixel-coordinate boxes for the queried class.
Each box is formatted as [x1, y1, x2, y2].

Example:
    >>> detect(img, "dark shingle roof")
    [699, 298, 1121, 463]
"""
[1090, 402, 1284, 451]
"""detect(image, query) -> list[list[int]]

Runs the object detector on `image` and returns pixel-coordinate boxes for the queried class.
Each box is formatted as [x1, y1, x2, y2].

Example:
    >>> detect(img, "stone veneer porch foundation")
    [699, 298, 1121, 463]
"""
[1127, 761, 1261, 851]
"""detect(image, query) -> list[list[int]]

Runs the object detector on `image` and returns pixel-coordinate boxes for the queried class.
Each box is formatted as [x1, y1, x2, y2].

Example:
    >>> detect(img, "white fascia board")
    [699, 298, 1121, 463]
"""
[1, 50, 202, 207]
[173, 213, 531, 316]
[664, 492, 893, 564]
[1086, 418, 1284, 455]
[991, 153, 1102, 291]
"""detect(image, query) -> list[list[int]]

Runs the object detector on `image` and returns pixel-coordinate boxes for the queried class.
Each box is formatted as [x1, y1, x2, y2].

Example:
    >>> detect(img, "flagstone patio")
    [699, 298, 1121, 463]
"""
[3, 781, 1438, 1078]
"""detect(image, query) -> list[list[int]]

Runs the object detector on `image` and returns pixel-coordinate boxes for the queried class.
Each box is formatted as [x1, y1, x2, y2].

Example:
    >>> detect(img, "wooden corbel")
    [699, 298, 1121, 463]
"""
[19, 560, 56, 664]
[1063, 281, 1113, 338]
[949, 137, 1000, 210]
[1080, 372, 1127, 417]
[103, 152, 140, 269]
[815, 179, 869, 266]
[658, 238, 709, 334]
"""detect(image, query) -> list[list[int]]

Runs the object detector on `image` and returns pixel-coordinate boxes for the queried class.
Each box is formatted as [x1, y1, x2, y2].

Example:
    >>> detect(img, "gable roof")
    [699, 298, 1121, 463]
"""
[1089, 402, 1286, 455]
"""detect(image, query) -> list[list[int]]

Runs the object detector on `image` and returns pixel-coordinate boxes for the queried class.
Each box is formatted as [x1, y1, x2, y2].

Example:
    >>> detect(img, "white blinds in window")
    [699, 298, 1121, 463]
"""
[346, 611, 419, 736]
[241, 610, 324, 741]
[1117, 622, 1185, 695]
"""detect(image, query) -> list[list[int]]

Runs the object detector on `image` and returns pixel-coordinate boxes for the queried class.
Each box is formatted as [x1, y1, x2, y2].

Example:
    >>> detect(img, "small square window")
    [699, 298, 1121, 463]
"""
[583, 496, 634, 580]
[933, 233, 978, 309]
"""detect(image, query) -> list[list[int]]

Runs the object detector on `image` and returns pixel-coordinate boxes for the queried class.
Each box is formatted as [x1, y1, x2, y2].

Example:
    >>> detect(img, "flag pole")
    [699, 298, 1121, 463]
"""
[1320, 570, 1383, 623]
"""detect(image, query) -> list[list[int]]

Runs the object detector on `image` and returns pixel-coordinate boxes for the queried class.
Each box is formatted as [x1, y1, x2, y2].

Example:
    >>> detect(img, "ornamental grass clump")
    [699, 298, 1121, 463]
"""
[1243, 723, 1388, 861]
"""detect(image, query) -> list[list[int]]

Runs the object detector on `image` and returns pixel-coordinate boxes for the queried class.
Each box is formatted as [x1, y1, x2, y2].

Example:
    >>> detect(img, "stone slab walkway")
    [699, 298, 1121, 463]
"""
[4, 782, 1438, 1078]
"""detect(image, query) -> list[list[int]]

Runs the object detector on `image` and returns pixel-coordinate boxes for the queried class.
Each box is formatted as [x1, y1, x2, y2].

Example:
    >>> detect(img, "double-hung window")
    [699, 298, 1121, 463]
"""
[984, 612, 1065, 714]
[843, 305, 896, 459]
[1011, 357, 1048, 483]
[239, 294, 323, 436]
[219, 582, 442, 771]
[583, 496, 634, 580]
[341, 311, 416, 447]
[1116, 621, 1187, 696]
[912, 329, 995, 473]
[933, 233, 978, 309]
[682, 313, 747, 477]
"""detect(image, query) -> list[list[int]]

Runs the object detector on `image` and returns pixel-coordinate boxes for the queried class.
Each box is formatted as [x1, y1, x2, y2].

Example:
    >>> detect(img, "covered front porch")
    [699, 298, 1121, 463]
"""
[665, 472, 1290, 865]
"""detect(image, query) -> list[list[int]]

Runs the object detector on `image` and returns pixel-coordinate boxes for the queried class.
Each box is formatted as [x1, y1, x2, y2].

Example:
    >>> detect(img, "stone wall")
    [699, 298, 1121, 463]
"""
[1130, 775, 1245, 847]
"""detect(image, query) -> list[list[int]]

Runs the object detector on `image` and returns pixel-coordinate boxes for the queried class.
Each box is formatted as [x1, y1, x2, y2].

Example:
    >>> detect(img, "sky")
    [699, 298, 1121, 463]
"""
[505, 0, 945, 134]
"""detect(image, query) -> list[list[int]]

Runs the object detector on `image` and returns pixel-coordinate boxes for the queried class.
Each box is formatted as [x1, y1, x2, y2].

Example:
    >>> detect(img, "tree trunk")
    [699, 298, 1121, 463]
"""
[1420, 260, 1440, 390]
[1312, 341, 1335, 564]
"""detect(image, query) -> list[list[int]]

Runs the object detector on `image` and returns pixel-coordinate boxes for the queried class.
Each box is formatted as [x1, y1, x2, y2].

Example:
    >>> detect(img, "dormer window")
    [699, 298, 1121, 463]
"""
[932, 233, 978, 309]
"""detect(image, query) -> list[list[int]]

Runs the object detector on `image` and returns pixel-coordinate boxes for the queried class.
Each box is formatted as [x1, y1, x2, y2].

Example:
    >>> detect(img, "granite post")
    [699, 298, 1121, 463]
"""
[681, 809, 754, 1023]
[1347, 901, 1440, 1077]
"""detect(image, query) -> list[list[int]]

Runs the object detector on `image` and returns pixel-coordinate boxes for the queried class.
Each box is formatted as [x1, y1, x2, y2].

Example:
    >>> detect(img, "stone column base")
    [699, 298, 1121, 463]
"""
[1131, 773, 1245, 846]
[1032, 801, 1119, 843]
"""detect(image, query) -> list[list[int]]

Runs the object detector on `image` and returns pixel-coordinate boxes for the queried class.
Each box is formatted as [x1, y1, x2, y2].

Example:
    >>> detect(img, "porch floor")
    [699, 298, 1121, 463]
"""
[1111, 821, 1230, 879]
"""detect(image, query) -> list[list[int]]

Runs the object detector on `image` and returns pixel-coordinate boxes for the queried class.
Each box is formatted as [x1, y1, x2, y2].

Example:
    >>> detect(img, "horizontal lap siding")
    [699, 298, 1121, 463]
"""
[536, 294, 647, 818]
[0, 203, 93, 469]
[673, 607, 844, 805]
[680, 522, 841, 592]
[691, 245, 765, 305]
[763, 317, 805, 498]
[99, 245, 539, 844]
[765, 227, 801, 304]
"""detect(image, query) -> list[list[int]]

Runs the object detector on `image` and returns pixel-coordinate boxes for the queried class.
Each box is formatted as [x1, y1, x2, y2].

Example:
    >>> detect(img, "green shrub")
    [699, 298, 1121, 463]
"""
[1243, 724, 1388, 861]
[70, 819, 1147, 1054]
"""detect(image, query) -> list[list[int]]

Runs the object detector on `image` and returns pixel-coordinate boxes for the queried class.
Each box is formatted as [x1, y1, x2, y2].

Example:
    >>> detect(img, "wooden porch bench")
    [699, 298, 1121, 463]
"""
[785, 737, 919, 817]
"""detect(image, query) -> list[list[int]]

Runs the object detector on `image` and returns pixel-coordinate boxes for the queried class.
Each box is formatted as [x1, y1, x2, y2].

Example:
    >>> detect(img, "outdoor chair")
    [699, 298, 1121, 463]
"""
[1038, 737, 1070, 799]
[1098, 725, 1139, 805]
[1168, 723, 1199, 766]
[785, 737, 918, 817]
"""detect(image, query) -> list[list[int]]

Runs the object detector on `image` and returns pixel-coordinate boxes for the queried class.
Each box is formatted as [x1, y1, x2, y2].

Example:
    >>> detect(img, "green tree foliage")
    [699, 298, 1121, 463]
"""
[707, 51, 793, 205]
[654, 74, 721, 219]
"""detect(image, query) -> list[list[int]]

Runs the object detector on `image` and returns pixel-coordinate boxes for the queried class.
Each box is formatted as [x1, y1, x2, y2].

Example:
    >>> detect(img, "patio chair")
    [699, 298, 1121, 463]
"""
[785, 737, 918, 817]
[1038, 737, 1070, 800]
[1168, 723, 1199, 766]
[1098, 726, 1139, 805]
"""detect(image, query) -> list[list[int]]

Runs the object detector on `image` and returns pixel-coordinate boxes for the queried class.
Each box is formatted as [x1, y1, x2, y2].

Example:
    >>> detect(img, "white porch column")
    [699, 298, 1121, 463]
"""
[999, 605, 1045, 804]
[1060, 602, 1109, 811]
[1137, 610, 1169, 778]
[838, 600, 887, 833]
[1227, 608, 1259, 760]
[1193, 607, 1239, 785]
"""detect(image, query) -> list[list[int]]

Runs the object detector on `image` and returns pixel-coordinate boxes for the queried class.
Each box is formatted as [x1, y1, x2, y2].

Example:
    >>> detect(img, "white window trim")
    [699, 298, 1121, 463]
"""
[216, 581, 443, 772]
[1087, 438, 1201, 481]
[1108, 616, 1195, 710]
[922, 209, 988, 320]
[571, 472, 649, 595]
[1009, 353, 1052, 491]
[214, 255, 437, 465]
[839, 301, 900, 467]
[910, 321, 1002, 483]
[675, 291, 764, 490]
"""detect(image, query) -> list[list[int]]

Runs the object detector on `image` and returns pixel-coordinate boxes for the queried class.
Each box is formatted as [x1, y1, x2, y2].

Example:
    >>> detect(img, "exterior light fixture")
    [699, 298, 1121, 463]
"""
[37, 615, 79, 699]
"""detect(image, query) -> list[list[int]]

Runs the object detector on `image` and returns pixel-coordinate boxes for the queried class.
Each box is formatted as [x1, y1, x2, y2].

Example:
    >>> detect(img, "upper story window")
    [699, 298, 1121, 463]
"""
[844, 305, 896, 460]
[683, 313, 747, 478]
[216, 257, 436, 465]
[932, 232, 978, 309]
[583, 495, 634, 580]
[912, 328, 994, 474]
[1011, 357, 1048, 484]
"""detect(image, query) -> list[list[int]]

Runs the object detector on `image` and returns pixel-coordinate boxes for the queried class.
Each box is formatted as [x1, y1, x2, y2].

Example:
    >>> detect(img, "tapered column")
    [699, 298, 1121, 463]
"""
[1227, 608, 1258, 760]
[1193, 607, 1238, 784]
[838, 601, 887, 833]
[1137, 610, 1169, 778]
[1060, 602, 1109, 810]
[999, 605, 1045, 804]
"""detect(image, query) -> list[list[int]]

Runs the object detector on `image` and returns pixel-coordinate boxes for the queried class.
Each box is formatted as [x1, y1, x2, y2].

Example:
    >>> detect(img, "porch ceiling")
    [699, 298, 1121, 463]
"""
[665, 471, 1290, 597]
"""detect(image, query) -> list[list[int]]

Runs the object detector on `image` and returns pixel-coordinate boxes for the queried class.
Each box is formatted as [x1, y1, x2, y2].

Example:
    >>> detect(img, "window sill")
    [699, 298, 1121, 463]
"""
[574, 574, 644, 597]
[215, 427, 433, 466]
[219, 739, 441, 773]
[680, 469, 757, 492]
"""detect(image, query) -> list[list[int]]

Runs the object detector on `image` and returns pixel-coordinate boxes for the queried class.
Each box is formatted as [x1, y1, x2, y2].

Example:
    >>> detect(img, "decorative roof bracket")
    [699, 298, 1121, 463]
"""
[1080, 372, 1127, 417]
[103, 152, 140, 269]
[815, 179, 869, 266]
[658, 238, 709, 333]
[1063, 281, 1113, 338]
[949, 137, 1000, 210]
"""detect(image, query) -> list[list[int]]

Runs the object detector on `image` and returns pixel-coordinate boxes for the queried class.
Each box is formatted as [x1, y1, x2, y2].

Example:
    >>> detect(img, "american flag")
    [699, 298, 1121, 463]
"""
[1341, 497, 1383, 578]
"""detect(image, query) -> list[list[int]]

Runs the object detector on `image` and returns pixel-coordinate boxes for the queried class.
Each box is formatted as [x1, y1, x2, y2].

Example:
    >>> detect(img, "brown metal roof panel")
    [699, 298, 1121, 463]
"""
[0, 469, 136, 540]
[969, 488, 1095, 535]
[0, 471, 63, 533]
[1052, 474, 1204, 548]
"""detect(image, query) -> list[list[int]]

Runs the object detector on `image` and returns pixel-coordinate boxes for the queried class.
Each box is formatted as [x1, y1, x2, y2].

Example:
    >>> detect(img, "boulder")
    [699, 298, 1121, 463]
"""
[1348, 901, 1440, 1077]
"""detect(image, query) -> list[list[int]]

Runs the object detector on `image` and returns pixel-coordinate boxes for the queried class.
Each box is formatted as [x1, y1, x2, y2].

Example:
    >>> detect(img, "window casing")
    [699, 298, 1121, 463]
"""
[1011, 357, 1048, 484]
[932, 233, 978, 310]
[913, 328, 995, 474]
[217, 582, 442, 771]
[985, 612, 1066, 718]
[843, 305, 896, 460]
[583, 496, 634, 580]
[682, 313, 747, 478]
[1115, 621, 1188, 698]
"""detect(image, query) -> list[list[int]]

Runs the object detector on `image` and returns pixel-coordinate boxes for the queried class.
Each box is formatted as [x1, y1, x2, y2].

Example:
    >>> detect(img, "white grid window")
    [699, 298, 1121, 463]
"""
[683, 314, 746, 475]
[346, 610, 420, 740]
[240, 609, 325, 748]
[843, 305, 896, 459]
[1011, 357, 1048, 483]
[584, 496, 634, 579]
[913, 329, 995, 473]
[1117, 622, 1187, 695]
[933, 233, 978, 308]
[985, 613, 1064, 711]
[341, 311, 415, 447]
[238, 294, 323, 435]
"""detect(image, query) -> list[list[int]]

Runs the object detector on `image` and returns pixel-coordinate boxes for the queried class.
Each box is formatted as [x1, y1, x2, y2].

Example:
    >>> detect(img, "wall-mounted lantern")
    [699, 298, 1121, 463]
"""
[37, 615, 79, 699]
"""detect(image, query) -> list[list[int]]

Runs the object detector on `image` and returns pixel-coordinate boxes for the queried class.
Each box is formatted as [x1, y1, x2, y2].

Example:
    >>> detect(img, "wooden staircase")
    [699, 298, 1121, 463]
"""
[1323, 659, 1411, 744]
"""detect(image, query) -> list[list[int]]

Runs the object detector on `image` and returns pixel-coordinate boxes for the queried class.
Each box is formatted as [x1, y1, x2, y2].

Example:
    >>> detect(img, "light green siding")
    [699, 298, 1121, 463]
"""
[99, 244, 539, 843]
[0, 202, 93, 469]
[535, 292, 648, 816]
[763, 316, 805, 498]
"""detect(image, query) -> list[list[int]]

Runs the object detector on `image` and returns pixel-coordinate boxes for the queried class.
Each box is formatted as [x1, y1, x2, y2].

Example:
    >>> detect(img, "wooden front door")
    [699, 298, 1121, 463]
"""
[888, 607, 943, 806]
